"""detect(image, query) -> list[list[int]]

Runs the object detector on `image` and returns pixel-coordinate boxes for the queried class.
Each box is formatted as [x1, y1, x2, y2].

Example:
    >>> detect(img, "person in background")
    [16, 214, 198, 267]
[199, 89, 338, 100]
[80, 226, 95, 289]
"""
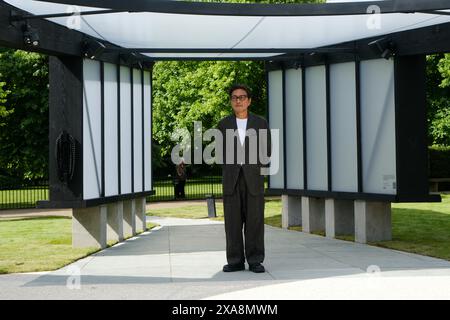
[174, 159, 187, 199]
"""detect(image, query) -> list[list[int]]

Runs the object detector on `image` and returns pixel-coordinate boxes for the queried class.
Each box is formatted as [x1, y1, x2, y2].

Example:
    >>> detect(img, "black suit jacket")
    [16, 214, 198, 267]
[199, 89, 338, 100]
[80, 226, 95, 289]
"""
[217, 112, 271, 196]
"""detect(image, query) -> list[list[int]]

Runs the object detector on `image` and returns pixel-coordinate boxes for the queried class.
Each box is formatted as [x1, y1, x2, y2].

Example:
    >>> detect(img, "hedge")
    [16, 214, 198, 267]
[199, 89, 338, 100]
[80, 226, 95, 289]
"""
[429, 145, 450, 178]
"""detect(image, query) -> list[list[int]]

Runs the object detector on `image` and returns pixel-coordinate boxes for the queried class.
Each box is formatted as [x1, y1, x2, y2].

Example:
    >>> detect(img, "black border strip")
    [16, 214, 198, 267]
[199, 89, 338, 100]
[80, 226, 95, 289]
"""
[282, 68, 287, 189]
[117, 61, 122, 195]
[265, 188, 441, 203]
[100, 61, 105, 197]
[302, 65, 308, 190]
[33, 0, 450, 17]
[325, 63, 332, 192]
[37, 190, 156, 208]
[355, 57, 363, 193]
[394, 57, 401, 196]
[141, 68, 145, 191]
[130, 66, 134, 194]
[265, 65, 271, 190]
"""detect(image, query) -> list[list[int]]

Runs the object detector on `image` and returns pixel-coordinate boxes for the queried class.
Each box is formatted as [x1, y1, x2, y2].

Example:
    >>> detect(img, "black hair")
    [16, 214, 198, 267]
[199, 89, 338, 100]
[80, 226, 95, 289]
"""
[228, 84, 252, 99]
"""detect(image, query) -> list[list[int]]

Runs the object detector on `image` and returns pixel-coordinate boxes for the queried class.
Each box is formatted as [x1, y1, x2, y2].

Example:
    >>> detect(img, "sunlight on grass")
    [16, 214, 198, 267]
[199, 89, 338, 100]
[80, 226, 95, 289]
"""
[0, 217, 159, 274]
[0, 216, 98, 274]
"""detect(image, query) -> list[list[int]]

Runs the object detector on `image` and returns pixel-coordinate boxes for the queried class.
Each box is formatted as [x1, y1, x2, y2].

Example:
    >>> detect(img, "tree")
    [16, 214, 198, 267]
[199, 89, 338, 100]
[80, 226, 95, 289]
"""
[0, 49, 49, 181]
[427, 54, 450, 146]
[0, 81, 11, 124]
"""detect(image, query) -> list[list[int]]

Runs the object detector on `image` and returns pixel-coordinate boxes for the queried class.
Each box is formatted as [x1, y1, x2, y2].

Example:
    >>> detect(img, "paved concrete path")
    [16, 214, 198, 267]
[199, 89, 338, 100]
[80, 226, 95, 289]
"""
[1, 216, 450, 299]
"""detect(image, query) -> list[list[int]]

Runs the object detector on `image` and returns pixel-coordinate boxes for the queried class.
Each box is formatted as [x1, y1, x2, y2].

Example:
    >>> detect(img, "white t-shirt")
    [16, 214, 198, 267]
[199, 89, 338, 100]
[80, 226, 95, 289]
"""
[236, 117, 248, 146]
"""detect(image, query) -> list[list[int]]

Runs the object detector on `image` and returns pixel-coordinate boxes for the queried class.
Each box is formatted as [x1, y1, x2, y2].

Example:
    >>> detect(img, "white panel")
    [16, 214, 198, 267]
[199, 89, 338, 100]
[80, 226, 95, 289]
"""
[285, 68, 303, 190]
[104, 63, 119, 197]
[330, 62, 358, 192]
[268, 70, 284, 189]
[360, 59, 397, 195]
[120, 66, 132, 194]
[144, 71, 152, 192]
[305, 65, 328, 191]
[83, 59, 102, 200]
[133, 69, 143, 193]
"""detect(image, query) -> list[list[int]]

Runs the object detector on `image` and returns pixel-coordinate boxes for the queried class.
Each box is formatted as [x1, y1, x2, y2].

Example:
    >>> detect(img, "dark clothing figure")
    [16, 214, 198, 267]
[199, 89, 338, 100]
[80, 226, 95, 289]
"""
[174, 162, 186, 199]
[217, 112, 271, 270]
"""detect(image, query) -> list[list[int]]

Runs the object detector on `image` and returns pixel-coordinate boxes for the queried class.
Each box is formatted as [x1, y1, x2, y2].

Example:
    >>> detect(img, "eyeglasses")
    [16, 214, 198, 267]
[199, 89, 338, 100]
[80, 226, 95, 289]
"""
[231, 95, 248, 102]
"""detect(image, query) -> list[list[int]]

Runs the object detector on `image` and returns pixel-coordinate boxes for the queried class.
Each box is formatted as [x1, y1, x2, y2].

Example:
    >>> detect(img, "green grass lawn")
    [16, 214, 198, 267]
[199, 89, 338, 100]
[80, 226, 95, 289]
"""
[0, 216, 158, 274]
[147, 195, 450, 261]
[0, 188, 49, 208]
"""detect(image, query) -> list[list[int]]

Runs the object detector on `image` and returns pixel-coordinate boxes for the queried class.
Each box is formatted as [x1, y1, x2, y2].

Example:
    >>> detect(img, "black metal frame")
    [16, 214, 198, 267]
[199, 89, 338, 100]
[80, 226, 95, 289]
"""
[1, 1, 450, 62]
[265, 189, 441, 203]
[282, 69, 287, 190]
[26, 0, 450, 17]
[1, 0, 448, 206]
[355, 57, 363, 194]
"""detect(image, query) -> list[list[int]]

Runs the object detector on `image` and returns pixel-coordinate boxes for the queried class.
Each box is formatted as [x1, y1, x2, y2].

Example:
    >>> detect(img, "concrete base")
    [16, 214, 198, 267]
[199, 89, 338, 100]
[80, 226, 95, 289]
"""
[107, 202, 124, 243]
[135, 197, 147, 233]
[301, 197, 325, 234]
[325, 199, 355, 238]
[72, 205, 107, 249]
[123, 200, 136, 238]
[354, 200, 392, 243]
[281, 195, 302, 229]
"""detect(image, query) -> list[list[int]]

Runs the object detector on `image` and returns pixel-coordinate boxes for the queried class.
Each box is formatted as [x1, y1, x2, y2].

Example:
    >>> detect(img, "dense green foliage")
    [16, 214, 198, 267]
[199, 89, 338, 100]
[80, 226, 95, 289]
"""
[427, 54, 450, 146]
[0, 49, 49, 183]
[429, 145, 450, 178]
[152, 60, 266, 174]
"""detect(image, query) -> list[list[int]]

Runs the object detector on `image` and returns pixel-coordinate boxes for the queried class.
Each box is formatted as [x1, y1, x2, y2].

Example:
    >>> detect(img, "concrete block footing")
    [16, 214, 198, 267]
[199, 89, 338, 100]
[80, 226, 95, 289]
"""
[289, 196, 392, 244]
[135, 197, 147, 233]
[123, 199, 136, 238]
[72, 197, 148, 248]
[107, 202, 124, 243]
[354, 200, 392, 244]
[281, 195, 302, 229]
[301, 197, 325, 234]
[325, 199, 355, 238]
[72, 205, 107, 249]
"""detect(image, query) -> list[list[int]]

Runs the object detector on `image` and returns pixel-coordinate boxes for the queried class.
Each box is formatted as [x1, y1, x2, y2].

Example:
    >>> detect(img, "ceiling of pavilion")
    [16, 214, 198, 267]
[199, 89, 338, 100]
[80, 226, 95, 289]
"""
[4, 0, 450, 59]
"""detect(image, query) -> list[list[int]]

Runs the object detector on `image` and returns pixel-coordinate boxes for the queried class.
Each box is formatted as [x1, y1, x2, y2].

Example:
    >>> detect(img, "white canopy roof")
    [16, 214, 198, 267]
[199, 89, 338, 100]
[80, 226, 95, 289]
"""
[5, 0, 450, 59]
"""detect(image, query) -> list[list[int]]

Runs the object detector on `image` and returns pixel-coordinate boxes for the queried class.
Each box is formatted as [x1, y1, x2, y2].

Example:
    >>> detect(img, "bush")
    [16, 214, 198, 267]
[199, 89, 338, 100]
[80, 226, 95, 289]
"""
[429, 145, 450, 178]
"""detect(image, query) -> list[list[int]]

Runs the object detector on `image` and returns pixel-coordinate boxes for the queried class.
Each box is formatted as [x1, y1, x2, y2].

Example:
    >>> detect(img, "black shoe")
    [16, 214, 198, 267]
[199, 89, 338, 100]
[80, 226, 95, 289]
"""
[249, 263, 265, 273]
[223, 263, 245, 272]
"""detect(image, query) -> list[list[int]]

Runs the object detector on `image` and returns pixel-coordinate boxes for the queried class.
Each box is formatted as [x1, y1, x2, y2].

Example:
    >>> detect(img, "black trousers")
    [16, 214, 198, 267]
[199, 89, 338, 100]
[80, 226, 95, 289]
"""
[174, 180, 186, 198]
[223, 167, 265, 266]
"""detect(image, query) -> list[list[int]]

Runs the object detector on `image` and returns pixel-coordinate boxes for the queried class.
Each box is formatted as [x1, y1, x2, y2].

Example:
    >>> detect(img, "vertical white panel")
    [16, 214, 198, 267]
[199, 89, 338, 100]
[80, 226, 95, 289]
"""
[360, 59, 396, 195]
[144, 70, 152, 192]
[120, 66, 132, 194]
[104, 63, 119, 197]
[83, 59, 102, 200]
[285, 68, 303, 190]
[305, 65, 328, 191]
[133, 68, 143, 193]
[330, 62, 358, 192]
[268, 70, 284, 189]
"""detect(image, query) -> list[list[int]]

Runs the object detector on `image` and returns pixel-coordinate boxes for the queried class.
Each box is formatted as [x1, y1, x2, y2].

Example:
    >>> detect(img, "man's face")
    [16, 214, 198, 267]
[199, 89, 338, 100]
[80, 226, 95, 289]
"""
[230, 89, 251, 114]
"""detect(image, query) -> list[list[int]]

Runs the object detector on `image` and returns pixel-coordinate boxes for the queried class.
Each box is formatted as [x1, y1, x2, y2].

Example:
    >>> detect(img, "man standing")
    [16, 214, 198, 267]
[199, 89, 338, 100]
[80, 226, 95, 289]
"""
[217, 84, 271, 273]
